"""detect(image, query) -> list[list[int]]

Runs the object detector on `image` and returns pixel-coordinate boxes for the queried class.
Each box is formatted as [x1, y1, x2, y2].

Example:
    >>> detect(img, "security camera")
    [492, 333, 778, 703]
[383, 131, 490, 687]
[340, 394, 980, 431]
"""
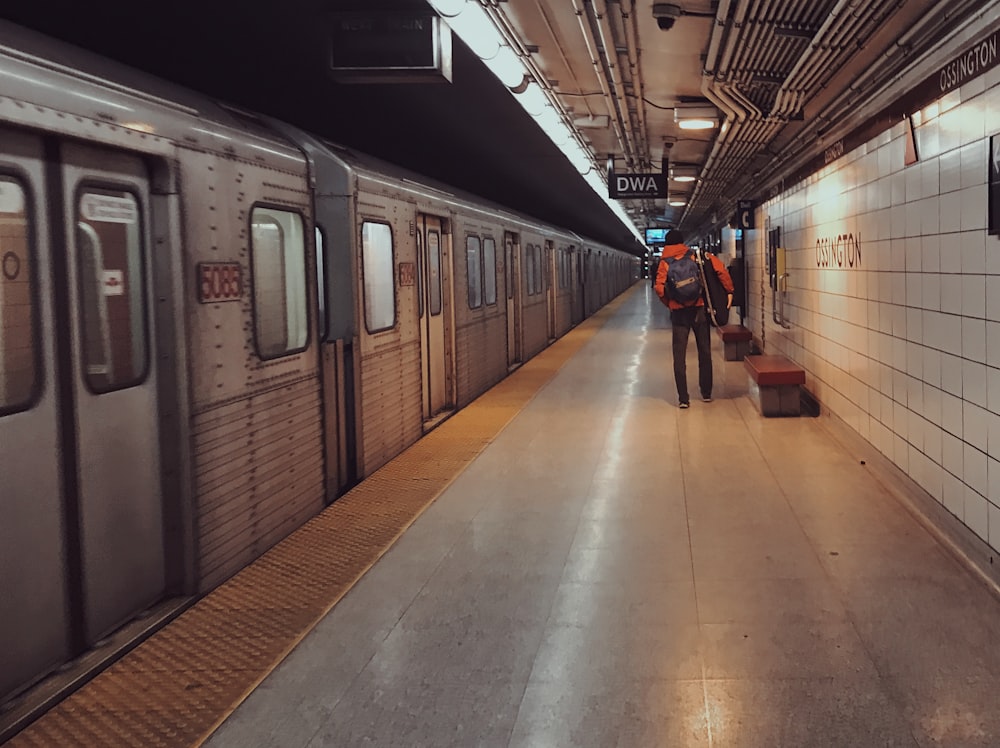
[652, 4, 681, 31]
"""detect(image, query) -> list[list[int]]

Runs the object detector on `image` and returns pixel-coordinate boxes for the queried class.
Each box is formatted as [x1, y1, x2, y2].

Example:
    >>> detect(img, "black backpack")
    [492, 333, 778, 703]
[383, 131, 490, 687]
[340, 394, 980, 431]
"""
[664, 250, 703, 305]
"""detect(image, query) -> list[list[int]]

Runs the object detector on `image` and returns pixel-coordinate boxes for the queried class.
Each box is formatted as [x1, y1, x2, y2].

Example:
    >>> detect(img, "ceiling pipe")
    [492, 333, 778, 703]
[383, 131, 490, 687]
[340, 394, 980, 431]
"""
[797, 0, 889, 94]
[771, 0, 860, 116]
[689, 0, 757, 225]
[846, 0, 980, 96]
[716, 0, 753, 82]
[527, 0, 594, 115]
[568, 0, 629, 159]
[600, 0, 644, 167]
[722, 82, 764, 119]
[583, 0, 638, 164]
[619, 0, 654, 168]
[702, 0, 745, 124]
[690, 0, 794, 222]
[699, 0, 990, 228]
[703, 0, 733, 73]
[811, 0, 985, 140]
[775, 0, 891, 116]
[482, 1, 607, 177]
[695, 0, 896, 226]
[728, 0, 776, 76]
[755, 0, 997, 201]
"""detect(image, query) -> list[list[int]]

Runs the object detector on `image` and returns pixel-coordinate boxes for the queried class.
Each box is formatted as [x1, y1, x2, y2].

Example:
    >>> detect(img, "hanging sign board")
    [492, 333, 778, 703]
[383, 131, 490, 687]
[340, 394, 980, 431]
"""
[736, 200, 755, 230]
[328, 12, 453, 83]
[608, 173, 667, 199]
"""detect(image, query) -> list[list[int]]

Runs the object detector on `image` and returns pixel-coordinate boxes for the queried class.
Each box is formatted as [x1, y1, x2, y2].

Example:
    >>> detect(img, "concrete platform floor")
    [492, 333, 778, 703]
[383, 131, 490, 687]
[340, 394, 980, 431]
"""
[205, 284, 1000, 748]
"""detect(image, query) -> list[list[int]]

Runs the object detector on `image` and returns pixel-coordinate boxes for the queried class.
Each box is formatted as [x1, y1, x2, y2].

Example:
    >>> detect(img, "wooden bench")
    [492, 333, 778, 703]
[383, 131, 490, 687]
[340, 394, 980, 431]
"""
[717, 324, 752, 361]
[744, 354, 805, 416]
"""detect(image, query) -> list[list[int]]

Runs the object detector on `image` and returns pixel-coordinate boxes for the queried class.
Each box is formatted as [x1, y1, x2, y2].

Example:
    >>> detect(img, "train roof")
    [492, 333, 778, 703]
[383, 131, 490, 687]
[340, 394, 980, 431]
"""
[0, 19, 302, 168]
[300, 131, 624, 252]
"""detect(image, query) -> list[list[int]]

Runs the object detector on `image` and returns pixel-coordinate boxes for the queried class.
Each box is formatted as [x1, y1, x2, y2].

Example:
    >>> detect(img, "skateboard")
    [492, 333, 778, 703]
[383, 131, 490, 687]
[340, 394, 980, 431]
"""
[696, 249, 730, 327]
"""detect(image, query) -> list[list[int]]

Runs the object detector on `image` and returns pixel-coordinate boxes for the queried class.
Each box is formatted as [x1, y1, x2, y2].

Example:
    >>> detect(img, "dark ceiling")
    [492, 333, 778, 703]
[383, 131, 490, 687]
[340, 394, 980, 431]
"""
[1, 0, 645, 254]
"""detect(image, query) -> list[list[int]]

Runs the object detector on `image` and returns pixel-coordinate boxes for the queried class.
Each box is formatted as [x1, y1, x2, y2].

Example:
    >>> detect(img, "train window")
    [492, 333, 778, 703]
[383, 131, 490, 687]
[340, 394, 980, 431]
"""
[505, 239, 515, 300]
[537, 245, 543, 294]
[76, 188, 148, 392]
[361, 221, 395, 332]
[536, 245, 543, 295]
[466, 235, 482, 309]
[544, 245, 552, 290]
[315, 226, 327, 341]
[531, 244, 542, 295]
[250, 206, 308, 358]
[483, 237, 497, 306]
[416, 228, 424, 319]
[427, 229, 442, 316]
[525, 243, 535, 297]
[0, 177, 38, 415]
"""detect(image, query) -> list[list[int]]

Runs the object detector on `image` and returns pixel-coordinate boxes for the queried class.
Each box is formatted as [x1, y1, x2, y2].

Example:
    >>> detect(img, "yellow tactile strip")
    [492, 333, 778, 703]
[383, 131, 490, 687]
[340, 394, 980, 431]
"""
[7, 290, 633, 748]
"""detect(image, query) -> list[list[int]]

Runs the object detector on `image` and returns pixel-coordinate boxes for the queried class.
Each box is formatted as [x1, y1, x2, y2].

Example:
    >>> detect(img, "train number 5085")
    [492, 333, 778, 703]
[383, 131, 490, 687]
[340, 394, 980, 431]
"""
[197, 262, 243, 303]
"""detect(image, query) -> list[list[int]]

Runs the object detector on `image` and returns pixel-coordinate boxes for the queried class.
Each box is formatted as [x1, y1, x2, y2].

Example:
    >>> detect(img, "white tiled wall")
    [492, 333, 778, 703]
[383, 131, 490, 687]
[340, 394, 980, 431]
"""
[746, 65, 1000, 553]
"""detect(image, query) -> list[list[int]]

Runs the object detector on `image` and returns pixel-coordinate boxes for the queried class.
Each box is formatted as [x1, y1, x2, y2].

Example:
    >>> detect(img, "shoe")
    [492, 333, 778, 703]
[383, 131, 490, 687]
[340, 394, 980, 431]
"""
[702, 395, 712, 402]
[679, 401, 690, 409]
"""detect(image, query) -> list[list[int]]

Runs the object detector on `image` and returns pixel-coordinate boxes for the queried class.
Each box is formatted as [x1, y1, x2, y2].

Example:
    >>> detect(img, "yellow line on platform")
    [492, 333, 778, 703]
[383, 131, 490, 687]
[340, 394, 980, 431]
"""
[8, 288, 636, 748]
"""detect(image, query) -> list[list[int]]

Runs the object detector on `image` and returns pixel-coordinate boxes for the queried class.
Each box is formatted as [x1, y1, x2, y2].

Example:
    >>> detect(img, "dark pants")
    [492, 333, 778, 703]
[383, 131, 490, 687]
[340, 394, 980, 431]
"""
[670, 306, 712, 403]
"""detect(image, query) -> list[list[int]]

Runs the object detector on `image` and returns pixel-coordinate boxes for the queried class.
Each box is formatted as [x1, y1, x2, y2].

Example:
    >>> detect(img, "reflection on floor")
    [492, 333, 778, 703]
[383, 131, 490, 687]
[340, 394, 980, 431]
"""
[205, 284, 1000, 748]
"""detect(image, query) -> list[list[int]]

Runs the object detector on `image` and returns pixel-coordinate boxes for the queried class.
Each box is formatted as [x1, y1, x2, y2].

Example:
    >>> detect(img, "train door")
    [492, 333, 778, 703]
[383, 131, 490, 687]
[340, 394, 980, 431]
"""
[416, 214, 453, 422]
[504, 231, 521, 368]
[63, 143, 167, 644]
[0, 133, 167, 702]
[545, 241, 555, 341]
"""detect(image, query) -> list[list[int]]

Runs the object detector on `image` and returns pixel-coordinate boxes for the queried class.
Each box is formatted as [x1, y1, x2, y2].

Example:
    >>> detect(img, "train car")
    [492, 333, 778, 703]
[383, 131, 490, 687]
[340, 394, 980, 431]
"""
[0, 21, 635, 708]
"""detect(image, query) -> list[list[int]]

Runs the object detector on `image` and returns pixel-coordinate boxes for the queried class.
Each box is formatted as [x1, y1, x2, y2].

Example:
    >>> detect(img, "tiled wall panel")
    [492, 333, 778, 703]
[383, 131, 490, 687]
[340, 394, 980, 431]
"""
[747, 65, 1000, 553]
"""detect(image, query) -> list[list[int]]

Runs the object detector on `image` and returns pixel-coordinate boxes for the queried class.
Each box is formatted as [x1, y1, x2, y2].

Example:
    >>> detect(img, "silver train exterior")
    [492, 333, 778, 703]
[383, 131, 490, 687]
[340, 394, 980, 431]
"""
[0, 22, 639, 705]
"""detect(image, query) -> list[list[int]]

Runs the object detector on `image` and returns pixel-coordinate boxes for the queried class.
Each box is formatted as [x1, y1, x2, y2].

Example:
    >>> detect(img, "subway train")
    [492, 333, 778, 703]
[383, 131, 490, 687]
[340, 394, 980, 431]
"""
[0, 21, 639, 706]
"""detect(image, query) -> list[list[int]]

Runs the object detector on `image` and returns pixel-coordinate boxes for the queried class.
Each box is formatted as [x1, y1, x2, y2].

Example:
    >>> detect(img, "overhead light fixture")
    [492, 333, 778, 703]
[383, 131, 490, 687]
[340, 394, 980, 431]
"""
[674, 105, 718, 130]
[573, 114, 611, 129]
[669, 164, 699, 182]
[668, 193, 687, 207]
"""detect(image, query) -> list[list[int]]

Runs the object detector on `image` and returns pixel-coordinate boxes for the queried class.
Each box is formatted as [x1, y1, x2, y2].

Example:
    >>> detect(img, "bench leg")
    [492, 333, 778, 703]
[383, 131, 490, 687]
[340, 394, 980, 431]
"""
[723, 340, 751, 361]
[748, 379, 801, 416]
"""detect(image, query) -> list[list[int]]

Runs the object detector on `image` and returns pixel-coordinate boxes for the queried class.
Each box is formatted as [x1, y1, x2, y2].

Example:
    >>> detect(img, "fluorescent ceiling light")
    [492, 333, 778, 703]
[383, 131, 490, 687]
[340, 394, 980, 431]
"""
[515, 81, 548, 116]
[674, 105, 717, 130]
[442, 2, 499, 59]
[427, 0, 466, 16]
[669, 164, 699, 182]
[431, 0, 642, 242]
[573, 114, 611, 129]
[668, 194, 687, 206]
[482, 44, 525, 88]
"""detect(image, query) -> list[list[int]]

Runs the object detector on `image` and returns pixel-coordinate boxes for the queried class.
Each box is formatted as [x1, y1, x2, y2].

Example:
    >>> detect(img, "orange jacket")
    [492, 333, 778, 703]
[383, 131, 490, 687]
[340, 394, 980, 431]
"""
[654, 243, 735, 310]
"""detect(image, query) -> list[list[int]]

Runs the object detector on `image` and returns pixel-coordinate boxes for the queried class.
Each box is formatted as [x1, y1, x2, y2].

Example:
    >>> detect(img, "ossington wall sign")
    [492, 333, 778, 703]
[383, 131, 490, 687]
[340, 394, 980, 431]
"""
[816, 233, 861, 268]
[938, 31, 999, 94]
[781, 21, 1000, 197]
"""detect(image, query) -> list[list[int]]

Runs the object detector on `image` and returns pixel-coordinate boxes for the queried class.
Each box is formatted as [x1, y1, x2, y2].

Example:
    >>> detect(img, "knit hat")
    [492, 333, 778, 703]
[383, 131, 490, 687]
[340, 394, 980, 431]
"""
[663, 229, 685, 245]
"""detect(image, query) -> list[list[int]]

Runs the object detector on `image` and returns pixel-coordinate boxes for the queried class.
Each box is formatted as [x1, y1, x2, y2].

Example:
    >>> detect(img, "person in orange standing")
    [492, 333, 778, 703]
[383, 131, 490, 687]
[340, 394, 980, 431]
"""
[653, 229, 734, 408]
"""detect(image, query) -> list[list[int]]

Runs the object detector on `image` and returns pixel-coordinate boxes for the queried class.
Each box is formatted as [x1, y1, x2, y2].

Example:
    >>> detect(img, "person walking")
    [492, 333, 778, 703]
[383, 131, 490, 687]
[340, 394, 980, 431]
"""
[653, 229, 734, 408]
